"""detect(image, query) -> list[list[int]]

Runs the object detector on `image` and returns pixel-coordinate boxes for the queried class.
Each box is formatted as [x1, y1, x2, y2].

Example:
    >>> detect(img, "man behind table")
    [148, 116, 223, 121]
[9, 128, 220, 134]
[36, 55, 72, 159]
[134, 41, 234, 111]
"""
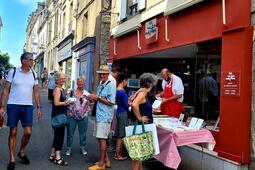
[156, 68, 184, 118]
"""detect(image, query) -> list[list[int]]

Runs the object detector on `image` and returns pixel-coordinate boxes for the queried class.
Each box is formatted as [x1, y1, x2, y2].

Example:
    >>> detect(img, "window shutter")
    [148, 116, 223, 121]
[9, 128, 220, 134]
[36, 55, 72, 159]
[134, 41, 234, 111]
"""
[138, 0, 146, 11]
[120, 0, 127, 21]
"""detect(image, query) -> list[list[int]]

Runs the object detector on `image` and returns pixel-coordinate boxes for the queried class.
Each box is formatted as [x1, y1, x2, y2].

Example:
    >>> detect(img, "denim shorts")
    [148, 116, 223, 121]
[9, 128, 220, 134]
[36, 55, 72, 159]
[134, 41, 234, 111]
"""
[7, 104, 34, 127]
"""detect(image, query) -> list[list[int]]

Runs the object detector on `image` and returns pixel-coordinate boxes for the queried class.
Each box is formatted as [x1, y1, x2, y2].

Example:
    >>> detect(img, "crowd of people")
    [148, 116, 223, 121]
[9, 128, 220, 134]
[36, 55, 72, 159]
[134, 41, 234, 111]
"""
[0, 52, 185, 170]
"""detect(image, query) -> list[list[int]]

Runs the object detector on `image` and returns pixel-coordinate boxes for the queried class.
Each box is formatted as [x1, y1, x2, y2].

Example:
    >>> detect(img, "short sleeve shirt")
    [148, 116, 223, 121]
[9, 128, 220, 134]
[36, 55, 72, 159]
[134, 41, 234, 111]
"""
[7, 67, 38, 105]
[48, 75, 56, 89]
[96, 80, 116, 123]
[108, 74, 117, 88]
[162, 74, 184, 102]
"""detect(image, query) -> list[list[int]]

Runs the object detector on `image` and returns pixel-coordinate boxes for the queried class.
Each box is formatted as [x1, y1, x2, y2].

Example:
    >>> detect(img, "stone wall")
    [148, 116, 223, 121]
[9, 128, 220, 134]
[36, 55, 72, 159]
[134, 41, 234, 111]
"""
[99, 0, 111, 65]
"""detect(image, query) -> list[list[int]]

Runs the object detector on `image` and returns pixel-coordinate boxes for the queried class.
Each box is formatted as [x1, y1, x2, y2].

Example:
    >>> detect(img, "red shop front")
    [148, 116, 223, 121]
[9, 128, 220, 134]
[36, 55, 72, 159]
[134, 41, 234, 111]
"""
[109, 0, 253, 165]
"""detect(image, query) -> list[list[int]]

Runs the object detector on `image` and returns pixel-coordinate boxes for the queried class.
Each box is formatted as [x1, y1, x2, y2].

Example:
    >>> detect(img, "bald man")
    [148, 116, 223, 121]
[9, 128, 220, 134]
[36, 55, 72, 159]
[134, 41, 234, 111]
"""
[156, 68, 184, 118]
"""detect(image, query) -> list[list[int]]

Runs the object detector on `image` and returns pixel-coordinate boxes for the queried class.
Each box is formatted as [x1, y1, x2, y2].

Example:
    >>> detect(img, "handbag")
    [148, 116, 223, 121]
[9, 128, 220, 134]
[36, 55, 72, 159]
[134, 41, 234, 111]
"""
[91, 81, 111, 117]
[91, 101, 97, 117]
[51, 114, 68, 129]
[123, 121, 155, 161]
[125, 123, 160, 155]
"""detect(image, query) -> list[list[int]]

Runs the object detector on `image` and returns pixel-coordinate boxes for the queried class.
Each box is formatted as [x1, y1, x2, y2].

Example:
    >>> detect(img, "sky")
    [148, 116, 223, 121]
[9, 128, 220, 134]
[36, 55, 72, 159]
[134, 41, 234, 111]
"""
[0, 0, 43, 67]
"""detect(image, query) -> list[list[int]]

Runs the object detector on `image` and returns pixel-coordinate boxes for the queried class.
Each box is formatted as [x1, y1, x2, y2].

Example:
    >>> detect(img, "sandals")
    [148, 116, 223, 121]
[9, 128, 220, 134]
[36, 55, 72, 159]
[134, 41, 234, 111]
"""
[49, 155, 55, 161]
[54, 157, 68, 166]
[114, 156, 128, 161]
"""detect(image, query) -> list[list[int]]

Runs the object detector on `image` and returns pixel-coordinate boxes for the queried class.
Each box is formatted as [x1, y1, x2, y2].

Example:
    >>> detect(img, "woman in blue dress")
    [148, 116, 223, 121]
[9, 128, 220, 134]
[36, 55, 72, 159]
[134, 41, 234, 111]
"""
[130, 73, 158, 170]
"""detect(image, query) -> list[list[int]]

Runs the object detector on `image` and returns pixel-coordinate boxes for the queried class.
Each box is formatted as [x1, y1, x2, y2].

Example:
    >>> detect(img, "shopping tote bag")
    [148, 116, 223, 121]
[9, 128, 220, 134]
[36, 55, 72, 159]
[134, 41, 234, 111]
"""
[125, 122, 160, 155]
[123, 122, 155, 161]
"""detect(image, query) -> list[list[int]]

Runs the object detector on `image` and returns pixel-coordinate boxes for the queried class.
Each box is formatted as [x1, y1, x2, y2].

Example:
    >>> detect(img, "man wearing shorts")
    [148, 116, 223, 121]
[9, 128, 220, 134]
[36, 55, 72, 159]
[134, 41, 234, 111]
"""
[89, 65, 116, 170]
[0, 52, 42, 170]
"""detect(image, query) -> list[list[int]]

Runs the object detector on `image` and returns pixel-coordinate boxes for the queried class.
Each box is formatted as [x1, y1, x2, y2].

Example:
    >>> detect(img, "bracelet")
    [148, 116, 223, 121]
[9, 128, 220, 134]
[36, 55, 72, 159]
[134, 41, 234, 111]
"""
[37, 106, 42, 109]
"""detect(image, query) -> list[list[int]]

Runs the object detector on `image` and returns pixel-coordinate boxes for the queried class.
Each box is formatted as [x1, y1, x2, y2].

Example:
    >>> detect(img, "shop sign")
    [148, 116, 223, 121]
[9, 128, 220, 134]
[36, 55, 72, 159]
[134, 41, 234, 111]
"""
[57, 42, 72, 62]
[221, 72, 240, 97]
[145, 18, 158, 44]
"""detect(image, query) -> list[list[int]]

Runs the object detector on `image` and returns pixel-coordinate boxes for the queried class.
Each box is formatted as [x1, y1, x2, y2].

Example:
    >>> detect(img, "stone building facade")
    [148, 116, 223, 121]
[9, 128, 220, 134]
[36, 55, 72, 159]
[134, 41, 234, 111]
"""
[25, 0, 113, 90]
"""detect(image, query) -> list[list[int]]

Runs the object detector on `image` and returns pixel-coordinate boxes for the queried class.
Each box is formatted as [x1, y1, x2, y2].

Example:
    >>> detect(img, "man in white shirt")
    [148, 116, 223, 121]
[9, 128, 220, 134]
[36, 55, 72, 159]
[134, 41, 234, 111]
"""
[156, 68, 184, 118]
[108, 67, 120, 87]
[0, 52, 42, 170]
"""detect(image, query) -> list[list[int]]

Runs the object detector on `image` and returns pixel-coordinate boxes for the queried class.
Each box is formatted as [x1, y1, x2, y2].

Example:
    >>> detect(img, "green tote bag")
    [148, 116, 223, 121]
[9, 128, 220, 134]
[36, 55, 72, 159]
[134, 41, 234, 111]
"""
[123, 121, 155, 161]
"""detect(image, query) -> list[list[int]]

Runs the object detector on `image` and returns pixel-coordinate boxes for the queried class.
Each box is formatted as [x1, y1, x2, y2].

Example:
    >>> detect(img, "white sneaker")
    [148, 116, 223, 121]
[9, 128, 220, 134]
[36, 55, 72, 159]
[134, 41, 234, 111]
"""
[81, 148, 87, 155]
[65, 148, 71, 156]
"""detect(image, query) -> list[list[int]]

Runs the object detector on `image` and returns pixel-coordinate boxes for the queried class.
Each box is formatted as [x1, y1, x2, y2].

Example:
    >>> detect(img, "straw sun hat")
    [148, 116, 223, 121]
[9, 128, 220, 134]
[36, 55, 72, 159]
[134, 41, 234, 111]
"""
[96, 65, 110, 74]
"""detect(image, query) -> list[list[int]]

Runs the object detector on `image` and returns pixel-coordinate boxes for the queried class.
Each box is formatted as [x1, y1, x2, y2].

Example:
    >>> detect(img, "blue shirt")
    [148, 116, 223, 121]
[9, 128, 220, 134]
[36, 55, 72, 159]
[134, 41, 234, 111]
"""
[116, 89, 129, 114]
[96, 80, 116, 123]
[48, 75, 56, 89]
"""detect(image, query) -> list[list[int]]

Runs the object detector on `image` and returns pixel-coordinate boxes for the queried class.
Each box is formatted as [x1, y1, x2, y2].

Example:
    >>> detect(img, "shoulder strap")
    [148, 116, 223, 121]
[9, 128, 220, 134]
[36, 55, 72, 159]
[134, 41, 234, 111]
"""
[99, 80, 111, 95]
[12, 67, 36, 80]
[12, 67, 16, 79]
[131, 90, 144, 102]
[31, 70, 36, 80]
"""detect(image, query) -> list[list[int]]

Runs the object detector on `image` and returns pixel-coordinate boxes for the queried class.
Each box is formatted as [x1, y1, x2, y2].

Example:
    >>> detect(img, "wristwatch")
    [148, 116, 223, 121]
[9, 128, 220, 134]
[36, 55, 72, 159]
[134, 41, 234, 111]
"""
[37, 106, 42, 109]
[98, 96, 102, 101]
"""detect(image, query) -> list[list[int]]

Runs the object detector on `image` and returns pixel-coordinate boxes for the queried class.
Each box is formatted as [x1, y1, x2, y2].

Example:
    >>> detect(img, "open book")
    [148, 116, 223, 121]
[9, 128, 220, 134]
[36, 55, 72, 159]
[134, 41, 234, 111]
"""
[152, 99, 162, 109]
[184, 117, 204, 130]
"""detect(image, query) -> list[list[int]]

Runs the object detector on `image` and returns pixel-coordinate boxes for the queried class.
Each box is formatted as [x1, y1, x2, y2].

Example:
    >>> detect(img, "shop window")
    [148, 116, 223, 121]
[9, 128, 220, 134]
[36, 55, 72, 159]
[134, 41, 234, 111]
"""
[79, 59, 88, 88]
[116, 39, 221, 130]
[65, 58, 72, 89]
[58, 62, 63, 72]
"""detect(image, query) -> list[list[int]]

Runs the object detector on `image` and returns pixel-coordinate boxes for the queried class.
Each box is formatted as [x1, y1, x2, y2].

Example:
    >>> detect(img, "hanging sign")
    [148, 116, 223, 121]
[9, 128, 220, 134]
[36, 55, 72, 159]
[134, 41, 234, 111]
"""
[145, 18, 158, 44]
[221, 72, 240, 97]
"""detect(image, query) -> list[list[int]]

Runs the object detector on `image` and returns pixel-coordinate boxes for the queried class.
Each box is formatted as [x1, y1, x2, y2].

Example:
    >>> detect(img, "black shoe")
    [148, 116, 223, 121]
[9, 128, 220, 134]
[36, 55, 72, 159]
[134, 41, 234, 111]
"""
[17, 152, 30, 165]
[7, 162, 15, 170]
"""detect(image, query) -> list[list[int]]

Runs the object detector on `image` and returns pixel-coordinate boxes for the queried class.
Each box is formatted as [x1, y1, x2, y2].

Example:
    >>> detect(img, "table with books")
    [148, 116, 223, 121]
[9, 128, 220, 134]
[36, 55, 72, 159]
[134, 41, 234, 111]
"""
[153, 116, 216, 169]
